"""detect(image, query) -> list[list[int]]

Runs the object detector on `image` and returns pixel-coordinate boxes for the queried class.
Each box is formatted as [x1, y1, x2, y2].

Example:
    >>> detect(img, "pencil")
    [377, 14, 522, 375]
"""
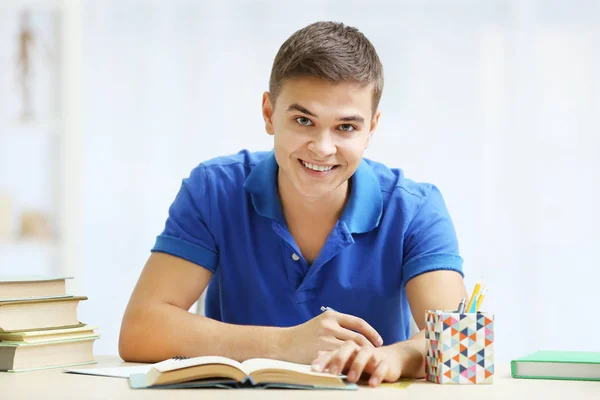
[466, 283, 481, 313]
[475, 288, 487, 312]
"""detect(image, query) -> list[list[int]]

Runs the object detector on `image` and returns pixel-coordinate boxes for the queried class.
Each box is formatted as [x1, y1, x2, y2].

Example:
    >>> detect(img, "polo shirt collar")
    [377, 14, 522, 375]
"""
[341, 158, 383, 234]
[243, 151, 382, 234]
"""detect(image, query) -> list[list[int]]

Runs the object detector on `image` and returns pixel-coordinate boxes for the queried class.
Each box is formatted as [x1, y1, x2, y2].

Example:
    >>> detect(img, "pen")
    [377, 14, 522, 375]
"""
[466, 282, 481, 313]
[457, 298, 467, 314]
[320, 306, 336, 312]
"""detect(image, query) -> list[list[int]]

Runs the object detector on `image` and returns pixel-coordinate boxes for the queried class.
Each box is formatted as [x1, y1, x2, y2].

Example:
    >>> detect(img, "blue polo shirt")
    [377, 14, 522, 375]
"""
[152, 149, 463, 345]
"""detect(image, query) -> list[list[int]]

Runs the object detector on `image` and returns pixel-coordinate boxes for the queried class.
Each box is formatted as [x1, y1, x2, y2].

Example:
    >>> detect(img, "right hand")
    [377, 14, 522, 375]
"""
[280, 309, 383, 364]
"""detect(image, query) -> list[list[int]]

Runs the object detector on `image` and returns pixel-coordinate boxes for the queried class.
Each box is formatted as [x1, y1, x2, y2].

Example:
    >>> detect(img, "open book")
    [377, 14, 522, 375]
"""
[129, 356, 357, 390]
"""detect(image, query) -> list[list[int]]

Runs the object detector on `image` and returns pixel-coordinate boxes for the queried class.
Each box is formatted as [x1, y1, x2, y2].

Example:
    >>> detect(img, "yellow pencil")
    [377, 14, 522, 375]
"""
[475, 288, 487, 312]
[466, 283, 481, 312]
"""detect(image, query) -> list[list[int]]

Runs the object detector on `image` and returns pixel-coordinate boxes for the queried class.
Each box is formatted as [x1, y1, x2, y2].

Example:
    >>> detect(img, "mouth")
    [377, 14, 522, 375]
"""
[299, 159, 339, 173]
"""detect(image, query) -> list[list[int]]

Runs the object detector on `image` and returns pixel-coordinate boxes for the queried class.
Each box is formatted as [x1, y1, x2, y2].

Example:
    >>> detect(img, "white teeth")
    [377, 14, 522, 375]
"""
[302, 161, 334, 172]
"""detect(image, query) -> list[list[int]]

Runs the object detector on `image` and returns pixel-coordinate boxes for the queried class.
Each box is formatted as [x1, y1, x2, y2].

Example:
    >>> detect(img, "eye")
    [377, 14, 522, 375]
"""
[295, 117, 313, 126]
[339, 124, 356, 132]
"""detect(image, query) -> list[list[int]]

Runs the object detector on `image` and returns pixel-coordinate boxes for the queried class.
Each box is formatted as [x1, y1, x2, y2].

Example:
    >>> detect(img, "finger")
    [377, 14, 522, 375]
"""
[311, 351, 332, 372]
[334, 327, 374, 348]
[322, 341, 360, 376]
[310, 341, 344, 373]
[346, 349, 375, 383]
[369, 362, 389, 387]
[336, 314, 383, 347]
[320, 312, 371, 348]
[322, 335, 345, 350]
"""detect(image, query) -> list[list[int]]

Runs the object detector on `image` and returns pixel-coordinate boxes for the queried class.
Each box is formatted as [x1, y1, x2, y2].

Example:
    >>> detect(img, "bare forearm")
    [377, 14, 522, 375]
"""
[119, 303, 287, 363]
[392, 330, 426, 379]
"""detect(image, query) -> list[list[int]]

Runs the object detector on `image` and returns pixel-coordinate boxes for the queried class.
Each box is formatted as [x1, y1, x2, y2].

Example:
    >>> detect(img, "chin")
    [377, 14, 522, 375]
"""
[293, 181, 340, 200]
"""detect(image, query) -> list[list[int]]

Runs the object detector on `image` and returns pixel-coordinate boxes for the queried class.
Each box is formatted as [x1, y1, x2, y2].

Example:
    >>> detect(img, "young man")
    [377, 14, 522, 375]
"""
[119, 21, 467, 386]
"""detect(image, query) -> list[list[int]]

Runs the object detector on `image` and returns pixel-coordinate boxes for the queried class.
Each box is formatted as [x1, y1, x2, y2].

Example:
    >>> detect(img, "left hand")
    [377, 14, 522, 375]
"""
[311, 340, 402, 387]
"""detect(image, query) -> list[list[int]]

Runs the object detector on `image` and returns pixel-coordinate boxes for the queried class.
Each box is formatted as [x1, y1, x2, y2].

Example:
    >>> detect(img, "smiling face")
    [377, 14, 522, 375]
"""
[262, 76, 381, 202]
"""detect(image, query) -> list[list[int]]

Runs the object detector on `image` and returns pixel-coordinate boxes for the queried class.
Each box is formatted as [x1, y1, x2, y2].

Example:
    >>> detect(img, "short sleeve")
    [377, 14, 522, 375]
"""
[151, 165, 218, 272]
[400, 185, 464, 287]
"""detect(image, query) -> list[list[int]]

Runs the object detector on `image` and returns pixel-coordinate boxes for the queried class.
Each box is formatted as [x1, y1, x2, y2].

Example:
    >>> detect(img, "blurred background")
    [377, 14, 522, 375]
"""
[0, 0, 598, 363]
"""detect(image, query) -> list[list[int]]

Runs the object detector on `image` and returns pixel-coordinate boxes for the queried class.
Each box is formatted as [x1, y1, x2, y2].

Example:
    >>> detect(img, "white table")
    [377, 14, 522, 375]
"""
[1, 355, 598, 399]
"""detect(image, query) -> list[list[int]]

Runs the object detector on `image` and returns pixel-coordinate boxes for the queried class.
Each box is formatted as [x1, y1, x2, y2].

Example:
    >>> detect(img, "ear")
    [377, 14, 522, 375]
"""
[365, 110, 381, 149]
[262, 92, 275, 135]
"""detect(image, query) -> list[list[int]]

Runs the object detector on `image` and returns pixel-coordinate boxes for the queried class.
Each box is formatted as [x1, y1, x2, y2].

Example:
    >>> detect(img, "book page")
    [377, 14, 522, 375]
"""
[16, 325, 97, 337]
[64, 365, 152, 378]
[0, 294, 73, 302]
[153, 356, 245, 374]
[0, 276, 72, 283]
[241, 358, 340, 378]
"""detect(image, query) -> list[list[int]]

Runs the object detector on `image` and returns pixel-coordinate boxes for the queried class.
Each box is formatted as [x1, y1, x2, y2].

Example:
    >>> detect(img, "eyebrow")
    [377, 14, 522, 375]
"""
[286, 103, 365, 124]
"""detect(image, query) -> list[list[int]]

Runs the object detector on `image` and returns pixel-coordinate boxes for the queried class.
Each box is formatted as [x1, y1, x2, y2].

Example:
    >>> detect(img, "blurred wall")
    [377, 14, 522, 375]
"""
[77, 0, 600, 361]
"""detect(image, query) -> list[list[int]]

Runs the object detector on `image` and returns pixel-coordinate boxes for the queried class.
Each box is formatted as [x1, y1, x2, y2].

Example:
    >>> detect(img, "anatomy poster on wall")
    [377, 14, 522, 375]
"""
[0, 7, 61, 124]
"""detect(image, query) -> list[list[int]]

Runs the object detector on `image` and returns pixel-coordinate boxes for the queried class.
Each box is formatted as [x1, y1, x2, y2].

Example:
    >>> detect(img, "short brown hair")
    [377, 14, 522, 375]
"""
[269, 21, 384, 115]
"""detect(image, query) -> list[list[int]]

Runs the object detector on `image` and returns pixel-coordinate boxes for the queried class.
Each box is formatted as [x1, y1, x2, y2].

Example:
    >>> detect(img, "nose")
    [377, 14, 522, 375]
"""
[307, 129, 336, 159]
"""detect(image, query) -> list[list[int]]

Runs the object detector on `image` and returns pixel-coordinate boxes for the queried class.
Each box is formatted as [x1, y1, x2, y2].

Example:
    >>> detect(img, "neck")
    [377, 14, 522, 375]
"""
[278, 171, 350, 224]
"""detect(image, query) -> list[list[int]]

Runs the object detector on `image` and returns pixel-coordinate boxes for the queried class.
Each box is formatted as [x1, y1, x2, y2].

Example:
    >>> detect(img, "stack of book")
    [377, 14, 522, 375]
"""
[0, 276, 99, 372]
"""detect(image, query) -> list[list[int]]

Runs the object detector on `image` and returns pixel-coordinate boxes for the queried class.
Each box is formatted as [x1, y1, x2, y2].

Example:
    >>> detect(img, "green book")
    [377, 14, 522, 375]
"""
[511, 350, 600, 381]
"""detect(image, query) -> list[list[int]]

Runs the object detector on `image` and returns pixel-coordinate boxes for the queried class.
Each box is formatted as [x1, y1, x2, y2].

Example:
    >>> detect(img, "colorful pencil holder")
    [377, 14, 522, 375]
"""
[425, 310, 494, 384]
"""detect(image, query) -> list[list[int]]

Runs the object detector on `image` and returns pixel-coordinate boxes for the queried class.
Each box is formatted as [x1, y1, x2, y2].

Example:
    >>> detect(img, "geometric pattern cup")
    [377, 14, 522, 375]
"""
[425, 310, 494, 384]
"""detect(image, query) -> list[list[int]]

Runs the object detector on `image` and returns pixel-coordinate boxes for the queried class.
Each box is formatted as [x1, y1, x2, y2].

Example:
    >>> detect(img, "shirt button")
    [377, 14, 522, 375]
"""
[291, 253, 300, 261]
